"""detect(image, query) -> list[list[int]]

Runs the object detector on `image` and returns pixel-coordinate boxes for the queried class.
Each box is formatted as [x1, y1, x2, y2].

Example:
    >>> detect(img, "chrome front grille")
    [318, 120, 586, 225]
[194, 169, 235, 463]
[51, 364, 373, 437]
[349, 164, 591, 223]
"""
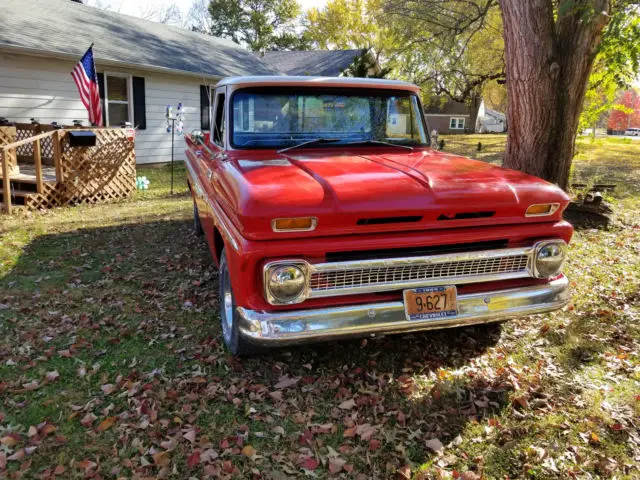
[302, 247, 534, 298]
[309, 255, 529, 292]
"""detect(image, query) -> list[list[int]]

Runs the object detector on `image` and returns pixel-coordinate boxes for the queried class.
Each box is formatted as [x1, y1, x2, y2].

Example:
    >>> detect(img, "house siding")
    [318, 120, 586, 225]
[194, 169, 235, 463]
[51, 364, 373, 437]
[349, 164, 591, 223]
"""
[0, 51, 215, 164]
[425, 115, 471, 135]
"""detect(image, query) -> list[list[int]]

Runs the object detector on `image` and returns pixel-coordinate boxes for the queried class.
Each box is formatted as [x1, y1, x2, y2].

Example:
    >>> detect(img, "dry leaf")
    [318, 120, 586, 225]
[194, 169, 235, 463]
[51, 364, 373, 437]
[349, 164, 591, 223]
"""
[41, 423, 57, 435]
[299, 457, 319, 470]
[96, 416, 116, 432]
[274, 376, 299, 390]
[343, 426, 357, 438]
[22, 380, 40, 391]
[152, 451, 170, 467]
[397, 465, 411, 479]
[183, 429, 196, 443]
[242, 445, 257, 458]
[101, 384, 116, 395]
[81, 413, 97, 427]
[0, 436, 19, 447]
[187, 451, 200, 469]
[7, 449, 25, 461]
[329, 457, 346, 474]
[338, 398, 356, 410]
[425, 438, 444, 454]
[76, 459, 96, 470]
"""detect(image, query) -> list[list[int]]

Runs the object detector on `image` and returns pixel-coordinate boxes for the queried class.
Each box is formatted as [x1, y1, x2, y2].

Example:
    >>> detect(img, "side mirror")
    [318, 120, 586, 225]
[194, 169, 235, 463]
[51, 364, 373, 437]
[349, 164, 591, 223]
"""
[190, 129, 205, 144]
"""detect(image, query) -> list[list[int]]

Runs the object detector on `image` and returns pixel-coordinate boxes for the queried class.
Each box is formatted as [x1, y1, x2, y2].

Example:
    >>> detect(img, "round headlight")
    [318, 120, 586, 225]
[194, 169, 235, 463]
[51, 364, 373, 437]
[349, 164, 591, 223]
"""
[534, 241, 566, 278]
[267, 264, 307, 304]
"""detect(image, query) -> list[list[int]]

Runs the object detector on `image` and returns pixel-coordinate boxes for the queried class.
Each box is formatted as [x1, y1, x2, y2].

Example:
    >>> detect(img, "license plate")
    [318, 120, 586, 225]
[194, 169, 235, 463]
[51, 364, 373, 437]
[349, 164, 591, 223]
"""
[403, 286, 458, 321]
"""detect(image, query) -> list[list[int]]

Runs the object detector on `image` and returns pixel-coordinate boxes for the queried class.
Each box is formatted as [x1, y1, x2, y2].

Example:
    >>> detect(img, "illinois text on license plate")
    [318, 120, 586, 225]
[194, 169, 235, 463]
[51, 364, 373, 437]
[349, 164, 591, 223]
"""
[403, 286, 458, 321]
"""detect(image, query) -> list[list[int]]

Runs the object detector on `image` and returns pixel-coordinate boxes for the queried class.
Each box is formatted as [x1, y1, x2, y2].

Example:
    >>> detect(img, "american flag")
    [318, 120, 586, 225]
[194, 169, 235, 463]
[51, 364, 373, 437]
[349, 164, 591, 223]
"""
[71, 45, 103, 126]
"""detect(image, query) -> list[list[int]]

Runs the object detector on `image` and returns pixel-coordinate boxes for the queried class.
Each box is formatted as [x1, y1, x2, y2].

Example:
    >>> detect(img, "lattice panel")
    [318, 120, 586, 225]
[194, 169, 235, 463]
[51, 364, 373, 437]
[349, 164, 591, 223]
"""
[23, 183, 60, 210]
[40, 136, 55, 164]
[57, 129, 136, 206]
[15, 126, 37, 157]
[0, 126, 16, 146]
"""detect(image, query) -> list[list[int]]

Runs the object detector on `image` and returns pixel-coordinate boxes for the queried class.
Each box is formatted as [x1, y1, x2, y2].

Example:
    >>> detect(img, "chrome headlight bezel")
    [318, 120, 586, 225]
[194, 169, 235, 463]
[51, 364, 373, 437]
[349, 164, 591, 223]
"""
[532, 240, 567, 278]
[263, 260, 310, 305]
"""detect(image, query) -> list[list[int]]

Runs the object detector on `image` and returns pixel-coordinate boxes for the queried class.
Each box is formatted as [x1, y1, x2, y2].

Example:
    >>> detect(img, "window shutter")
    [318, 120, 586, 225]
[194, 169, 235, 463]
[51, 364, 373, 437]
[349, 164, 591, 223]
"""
[132, 76, 146, 130]
[200, 85, 210, 130]
[96, 72, 106, 127]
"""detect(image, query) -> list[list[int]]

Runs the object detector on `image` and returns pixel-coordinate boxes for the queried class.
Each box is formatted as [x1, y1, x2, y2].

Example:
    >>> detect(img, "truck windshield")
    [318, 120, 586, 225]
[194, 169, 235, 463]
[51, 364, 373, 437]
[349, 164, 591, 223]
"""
[231, 89, 429, 149]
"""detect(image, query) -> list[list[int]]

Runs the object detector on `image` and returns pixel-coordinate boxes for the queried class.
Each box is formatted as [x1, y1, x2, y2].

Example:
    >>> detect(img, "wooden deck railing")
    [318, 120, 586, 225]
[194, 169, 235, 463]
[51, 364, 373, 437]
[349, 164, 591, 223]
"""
[0, 127, 135, 213]
[1, 130, 60, 213]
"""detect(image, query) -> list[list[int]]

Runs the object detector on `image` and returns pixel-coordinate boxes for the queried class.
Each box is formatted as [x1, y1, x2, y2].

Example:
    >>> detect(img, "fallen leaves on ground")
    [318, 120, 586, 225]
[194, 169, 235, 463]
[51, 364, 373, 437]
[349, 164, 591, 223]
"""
[1, 152, 639, 478]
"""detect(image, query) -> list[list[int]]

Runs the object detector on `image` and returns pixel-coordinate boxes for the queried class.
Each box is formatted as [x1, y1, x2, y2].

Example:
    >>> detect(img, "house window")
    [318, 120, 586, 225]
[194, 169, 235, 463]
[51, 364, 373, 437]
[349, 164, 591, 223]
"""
[104, 74, 132, 127]
[449, 117, 465, 129]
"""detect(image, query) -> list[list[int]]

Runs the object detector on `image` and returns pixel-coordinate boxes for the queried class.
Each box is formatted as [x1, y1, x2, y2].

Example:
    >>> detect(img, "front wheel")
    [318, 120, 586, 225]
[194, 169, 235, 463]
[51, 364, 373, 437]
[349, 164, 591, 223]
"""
[218, 250, 259, 356]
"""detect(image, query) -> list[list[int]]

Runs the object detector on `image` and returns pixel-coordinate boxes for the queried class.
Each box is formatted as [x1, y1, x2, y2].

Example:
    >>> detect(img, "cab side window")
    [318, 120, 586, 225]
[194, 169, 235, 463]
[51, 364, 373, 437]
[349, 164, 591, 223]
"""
[213, 92, 225, 147]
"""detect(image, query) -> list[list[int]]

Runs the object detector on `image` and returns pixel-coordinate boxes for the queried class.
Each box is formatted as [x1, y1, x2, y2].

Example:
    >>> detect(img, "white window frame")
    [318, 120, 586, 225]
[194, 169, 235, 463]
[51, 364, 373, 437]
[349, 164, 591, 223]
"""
[450, 117, 466, 130]
[103, 72, 133, 127]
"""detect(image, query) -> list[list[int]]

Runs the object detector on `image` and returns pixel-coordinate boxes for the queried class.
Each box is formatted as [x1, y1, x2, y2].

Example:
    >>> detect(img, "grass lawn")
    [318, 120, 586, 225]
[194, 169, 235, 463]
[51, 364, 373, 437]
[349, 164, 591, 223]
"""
[1, 138, 639, 479]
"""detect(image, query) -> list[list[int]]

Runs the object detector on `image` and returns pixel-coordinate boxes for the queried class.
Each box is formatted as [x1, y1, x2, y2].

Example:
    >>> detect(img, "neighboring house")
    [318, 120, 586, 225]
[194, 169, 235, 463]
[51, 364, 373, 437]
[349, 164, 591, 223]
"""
[260, 49, 380, 77]
[0, 0, 278, 164]
[424, 97, 482, 135]
[476, 100, 507, 133]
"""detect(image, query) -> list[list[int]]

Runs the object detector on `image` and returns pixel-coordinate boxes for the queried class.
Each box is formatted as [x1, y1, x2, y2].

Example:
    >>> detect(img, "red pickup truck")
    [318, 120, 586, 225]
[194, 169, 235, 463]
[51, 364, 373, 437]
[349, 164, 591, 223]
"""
[185, 76, 572, 356]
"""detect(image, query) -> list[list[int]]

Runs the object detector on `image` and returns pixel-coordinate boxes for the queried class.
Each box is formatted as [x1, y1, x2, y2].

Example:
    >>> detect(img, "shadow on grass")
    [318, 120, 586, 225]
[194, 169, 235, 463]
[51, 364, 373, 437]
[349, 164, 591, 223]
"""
[0, 218, 509, 476]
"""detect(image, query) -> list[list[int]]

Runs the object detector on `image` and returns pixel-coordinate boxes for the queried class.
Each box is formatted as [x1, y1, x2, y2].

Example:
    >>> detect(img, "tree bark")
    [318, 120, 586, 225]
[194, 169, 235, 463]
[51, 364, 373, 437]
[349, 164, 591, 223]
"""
[499, 0, 610, 190]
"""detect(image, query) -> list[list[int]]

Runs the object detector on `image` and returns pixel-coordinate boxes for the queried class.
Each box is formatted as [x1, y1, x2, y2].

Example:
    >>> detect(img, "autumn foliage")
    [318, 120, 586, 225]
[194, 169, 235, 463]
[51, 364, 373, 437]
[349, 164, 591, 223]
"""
[608, 90, 640, 131]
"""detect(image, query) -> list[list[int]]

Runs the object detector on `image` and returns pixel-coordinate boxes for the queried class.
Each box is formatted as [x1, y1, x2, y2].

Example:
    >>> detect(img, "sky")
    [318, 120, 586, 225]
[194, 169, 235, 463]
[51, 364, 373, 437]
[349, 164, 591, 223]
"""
[87, 0, 328, 19]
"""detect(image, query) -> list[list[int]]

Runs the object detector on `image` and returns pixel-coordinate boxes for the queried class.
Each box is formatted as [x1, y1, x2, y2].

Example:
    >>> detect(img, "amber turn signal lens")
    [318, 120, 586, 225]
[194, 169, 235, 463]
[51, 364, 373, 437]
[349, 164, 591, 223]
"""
[272, 217, 317, 232]
[525, 203, 560, 217]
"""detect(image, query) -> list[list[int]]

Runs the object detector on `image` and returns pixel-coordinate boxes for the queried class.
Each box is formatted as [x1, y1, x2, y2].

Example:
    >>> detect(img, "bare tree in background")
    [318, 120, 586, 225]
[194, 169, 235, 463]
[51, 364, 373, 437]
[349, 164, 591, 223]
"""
[188, 0, 215, 33]
[139, 2, 184, 26]
[86, 0, 184, 26]
[384, 0, 504, 102]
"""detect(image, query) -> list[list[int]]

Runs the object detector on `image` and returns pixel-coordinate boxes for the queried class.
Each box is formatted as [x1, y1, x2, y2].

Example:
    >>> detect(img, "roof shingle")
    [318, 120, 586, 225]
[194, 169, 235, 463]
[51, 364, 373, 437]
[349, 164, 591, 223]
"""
[260, 49, 364, 77]
[0, 0, 279, 78]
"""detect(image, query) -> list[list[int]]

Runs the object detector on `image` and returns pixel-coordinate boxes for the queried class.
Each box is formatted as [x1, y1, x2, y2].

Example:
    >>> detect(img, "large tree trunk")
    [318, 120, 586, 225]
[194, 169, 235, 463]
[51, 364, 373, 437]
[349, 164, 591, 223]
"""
[499, 0, 610, 190]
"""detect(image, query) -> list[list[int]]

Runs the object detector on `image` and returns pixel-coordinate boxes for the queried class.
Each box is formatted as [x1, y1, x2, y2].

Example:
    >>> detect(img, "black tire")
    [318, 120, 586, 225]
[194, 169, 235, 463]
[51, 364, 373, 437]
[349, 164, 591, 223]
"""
[218, 250, 260, 356]
[193, 200, 204, 236]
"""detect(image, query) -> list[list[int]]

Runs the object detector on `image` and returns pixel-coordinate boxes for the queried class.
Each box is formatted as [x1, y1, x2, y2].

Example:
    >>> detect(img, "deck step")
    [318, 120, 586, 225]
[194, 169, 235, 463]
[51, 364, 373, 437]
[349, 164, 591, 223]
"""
[0, 173, 57, 184]
[7, 181, 39, 194]
[0, 188, 38, 198]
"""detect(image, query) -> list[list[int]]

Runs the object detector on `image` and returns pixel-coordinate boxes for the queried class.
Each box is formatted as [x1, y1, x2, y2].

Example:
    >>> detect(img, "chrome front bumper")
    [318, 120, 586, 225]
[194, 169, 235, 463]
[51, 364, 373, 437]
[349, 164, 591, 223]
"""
[237, 275, 570, 346]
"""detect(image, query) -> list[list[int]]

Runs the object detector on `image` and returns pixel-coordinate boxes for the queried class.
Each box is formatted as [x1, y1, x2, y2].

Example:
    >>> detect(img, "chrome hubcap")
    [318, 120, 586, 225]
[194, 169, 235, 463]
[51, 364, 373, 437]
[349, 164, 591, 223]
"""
[221, 264, 234, 343]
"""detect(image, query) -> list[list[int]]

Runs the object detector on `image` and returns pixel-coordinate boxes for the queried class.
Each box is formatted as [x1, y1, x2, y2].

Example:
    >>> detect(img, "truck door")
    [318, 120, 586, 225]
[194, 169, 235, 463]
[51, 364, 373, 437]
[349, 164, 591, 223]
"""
[202, 86, 233, 250]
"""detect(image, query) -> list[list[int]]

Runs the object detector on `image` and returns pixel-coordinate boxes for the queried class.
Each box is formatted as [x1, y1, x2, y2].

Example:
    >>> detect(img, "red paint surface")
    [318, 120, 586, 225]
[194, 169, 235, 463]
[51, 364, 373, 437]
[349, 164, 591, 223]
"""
[185, 91, 573, 313]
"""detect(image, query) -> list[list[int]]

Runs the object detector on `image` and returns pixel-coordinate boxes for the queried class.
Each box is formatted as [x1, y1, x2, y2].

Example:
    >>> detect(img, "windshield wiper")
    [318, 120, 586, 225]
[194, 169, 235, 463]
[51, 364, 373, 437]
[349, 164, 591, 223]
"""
[347, 139, 414, 151]
[277, 137, 341, 154]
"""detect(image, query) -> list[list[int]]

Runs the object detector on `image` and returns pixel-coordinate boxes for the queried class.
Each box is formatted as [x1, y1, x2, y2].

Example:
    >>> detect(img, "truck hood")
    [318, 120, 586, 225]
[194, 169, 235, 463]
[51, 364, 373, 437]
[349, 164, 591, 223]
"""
[220, 148, 570, 241]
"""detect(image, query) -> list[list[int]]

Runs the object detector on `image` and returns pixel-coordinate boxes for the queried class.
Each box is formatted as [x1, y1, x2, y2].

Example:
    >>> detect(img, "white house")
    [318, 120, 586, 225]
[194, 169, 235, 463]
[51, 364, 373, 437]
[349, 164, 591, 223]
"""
[475, 100, 507, 133]
[0, 0, 278, 164]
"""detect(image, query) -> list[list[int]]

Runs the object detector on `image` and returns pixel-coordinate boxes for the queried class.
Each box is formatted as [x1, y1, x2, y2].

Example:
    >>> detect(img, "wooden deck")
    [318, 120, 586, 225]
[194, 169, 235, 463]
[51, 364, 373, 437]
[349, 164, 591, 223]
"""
[1, 124, 136, 213]
[3, 164, 57, 183]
